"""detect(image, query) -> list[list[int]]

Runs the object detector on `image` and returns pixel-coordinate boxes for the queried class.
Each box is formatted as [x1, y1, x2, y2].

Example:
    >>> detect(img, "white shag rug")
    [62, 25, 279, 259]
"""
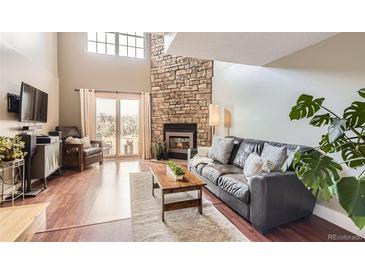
[130, 172, 249, 242]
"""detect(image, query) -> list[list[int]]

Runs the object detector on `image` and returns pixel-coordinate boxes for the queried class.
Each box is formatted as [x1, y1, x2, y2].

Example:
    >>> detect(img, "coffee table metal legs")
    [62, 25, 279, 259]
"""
[152, 175, 154, 197]
[198, 188, 203, 215]
[161, 190, 165, 222]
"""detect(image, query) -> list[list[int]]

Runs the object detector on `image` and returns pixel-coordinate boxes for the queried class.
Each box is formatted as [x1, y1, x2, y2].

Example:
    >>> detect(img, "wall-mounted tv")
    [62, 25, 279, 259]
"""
[19, 82, 48, 123]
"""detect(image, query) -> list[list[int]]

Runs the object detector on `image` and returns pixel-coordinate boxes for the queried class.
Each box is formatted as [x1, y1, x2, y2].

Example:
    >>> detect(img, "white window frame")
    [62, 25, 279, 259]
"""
[86, 32, 145, 59]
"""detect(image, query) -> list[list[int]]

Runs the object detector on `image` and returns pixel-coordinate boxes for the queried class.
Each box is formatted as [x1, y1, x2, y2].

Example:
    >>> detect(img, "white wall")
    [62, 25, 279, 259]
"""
[0, 32, 59, 136]
[57, 32, 151, 129]
[213, 33, 365, 237]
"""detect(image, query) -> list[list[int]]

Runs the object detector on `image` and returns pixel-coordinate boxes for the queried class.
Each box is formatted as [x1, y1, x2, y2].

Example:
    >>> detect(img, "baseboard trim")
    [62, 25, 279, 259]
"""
[313, 203, 365, 238]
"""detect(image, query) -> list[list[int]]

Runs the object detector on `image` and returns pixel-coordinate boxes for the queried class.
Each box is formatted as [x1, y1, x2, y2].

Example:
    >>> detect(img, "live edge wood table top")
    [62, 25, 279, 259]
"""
[148, 162, 206, 221]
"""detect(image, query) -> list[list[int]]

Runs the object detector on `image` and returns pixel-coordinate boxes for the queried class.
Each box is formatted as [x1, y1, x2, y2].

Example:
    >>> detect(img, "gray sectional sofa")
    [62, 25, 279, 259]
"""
[188, 137, 316, 234]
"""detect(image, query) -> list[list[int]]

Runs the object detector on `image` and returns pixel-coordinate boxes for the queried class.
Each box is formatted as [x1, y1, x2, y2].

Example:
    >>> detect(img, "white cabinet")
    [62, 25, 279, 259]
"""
[31, 141, 62, 188]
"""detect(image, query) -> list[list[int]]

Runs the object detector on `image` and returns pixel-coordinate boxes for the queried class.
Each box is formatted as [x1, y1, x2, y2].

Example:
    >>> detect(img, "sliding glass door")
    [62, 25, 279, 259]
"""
[120, 99, 140, 156]
[96, 92, 141, 158]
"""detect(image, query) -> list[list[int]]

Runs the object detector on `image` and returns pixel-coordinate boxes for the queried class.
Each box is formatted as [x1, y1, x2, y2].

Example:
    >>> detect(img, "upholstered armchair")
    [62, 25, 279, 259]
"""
[55, 126, 103, 172]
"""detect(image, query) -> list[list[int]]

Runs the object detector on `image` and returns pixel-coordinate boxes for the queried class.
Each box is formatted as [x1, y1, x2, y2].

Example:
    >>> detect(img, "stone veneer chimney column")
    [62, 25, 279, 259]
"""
[150, 34, 213, 152]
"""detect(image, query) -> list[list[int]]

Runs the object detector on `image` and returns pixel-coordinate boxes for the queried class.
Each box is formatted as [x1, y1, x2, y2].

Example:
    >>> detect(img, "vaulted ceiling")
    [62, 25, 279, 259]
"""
[164, 32, 339, 65]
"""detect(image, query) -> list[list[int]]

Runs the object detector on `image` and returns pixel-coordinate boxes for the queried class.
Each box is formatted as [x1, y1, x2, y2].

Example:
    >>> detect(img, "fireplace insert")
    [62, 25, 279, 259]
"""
[163, 123, 197, 159]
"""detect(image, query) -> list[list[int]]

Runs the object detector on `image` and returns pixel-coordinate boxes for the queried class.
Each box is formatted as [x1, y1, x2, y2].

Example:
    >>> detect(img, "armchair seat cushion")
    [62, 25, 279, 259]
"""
[83, 147, 102, 156]
[217, 174, 250, 204]
[201, 163, 242, 185]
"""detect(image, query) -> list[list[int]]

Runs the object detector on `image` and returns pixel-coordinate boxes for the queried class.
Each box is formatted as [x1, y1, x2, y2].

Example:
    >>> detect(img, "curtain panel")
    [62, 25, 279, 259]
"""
[141, 92, 152, 159]
[79, 88, 96, 138]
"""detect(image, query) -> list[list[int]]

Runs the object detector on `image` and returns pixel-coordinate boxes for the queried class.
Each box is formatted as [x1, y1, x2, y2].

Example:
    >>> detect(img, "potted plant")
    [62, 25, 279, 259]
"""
[289, 89, 365, 229]
[154, 142, 163, 160]
[166, 160, 185, 181]
[161, 140, 169, 160]
[0, 135, 27, 163]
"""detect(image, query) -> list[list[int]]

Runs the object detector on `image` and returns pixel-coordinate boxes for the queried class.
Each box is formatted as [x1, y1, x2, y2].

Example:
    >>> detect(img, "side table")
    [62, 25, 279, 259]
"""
[0, 159, 25, 205]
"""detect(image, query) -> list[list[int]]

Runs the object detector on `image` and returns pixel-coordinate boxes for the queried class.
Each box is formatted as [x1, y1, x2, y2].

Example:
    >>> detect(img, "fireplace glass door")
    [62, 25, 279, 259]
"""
[96, 92, 141, 158]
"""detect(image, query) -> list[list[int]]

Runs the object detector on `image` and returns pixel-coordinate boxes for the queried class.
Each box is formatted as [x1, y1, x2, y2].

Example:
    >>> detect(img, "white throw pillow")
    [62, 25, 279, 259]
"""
[197, 146, 210, 157]
[65, 136, 81, 144]
[80, 136, 91, 148]
[243, 153, 264, 177]
[65, 136, 91, 148]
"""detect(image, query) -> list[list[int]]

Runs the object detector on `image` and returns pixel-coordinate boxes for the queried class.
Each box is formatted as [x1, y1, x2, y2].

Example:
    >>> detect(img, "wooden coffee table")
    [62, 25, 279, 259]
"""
[149, 162, 206, 221]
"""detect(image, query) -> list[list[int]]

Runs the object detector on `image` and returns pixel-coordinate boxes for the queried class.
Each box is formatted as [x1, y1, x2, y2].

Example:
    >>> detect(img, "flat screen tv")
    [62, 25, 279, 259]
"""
[19, 82, 48, 123]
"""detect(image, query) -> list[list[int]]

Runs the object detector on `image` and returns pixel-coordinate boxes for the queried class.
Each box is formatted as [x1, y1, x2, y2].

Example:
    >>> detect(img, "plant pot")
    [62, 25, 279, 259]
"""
[166, 166, 184, 181]
[162, 151, 169, 160]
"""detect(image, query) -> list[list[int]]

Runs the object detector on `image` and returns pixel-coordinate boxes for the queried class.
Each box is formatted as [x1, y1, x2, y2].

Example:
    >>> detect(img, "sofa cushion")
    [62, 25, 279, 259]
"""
[233, 139, 265, 168]
[83, 147, 102, 156]
[190, 156, 213, 168]
[218, 174, 250, 204]
[201, 163, 242, 185]
[191, 162, 208, 175]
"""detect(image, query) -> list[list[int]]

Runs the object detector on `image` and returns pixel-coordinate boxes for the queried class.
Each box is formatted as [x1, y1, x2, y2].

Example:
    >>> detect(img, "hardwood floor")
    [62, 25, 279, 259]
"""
[1, 159, 361, 242]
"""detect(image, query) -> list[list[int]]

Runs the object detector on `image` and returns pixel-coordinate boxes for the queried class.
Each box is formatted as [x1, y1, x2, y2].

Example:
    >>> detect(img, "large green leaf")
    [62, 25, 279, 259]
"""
[350, 216, 365, 230]
[344, 101, 365, 128]
[293, 151, 342, 198]
[317, 187, 334, 202]
[358, 88, 365, 99]
[328, 118, 347, 143]
[319, 134, 347, 153]
[310, 113, 333, 127]
[341, 142, 365, 168]
[337, 177, 365, 229]
[289, 94, 324, 120]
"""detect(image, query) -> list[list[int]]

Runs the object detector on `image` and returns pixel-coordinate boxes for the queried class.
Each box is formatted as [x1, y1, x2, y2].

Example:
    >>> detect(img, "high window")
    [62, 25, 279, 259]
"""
[87, 32, 145, 59]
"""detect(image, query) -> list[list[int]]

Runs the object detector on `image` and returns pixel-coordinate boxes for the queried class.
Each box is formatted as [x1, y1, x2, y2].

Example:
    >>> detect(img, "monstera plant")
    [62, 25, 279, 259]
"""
[289, 89, 365, 229]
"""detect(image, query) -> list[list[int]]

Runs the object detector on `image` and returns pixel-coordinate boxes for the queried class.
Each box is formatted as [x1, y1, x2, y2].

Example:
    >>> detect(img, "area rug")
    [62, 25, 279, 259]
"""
[130, 172, 249, 242]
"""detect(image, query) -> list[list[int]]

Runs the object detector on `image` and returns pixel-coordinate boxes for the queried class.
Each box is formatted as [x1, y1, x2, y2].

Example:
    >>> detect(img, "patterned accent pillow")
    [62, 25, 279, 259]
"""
[208, 136, 235, 164]
[260, 143, 288, 171]
[261, 159, 275, 173]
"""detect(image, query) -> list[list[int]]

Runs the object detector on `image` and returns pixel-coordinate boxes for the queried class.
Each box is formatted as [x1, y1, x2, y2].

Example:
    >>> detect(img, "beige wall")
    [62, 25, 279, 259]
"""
[0, 32, 59, 136]
[213, 33, 365, 237]
[58, 32, 151, 129]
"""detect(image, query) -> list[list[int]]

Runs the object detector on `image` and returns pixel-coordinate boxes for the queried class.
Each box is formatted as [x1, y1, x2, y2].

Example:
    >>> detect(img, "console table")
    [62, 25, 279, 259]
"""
[31, 141, 62, 189]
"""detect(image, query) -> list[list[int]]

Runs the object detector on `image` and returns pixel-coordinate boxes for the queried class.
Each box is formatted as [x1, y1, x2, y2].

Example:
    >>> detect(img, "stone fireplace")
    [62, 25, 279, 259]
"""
[164, 123, 197, 159]
[150, 34, 213, 157]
